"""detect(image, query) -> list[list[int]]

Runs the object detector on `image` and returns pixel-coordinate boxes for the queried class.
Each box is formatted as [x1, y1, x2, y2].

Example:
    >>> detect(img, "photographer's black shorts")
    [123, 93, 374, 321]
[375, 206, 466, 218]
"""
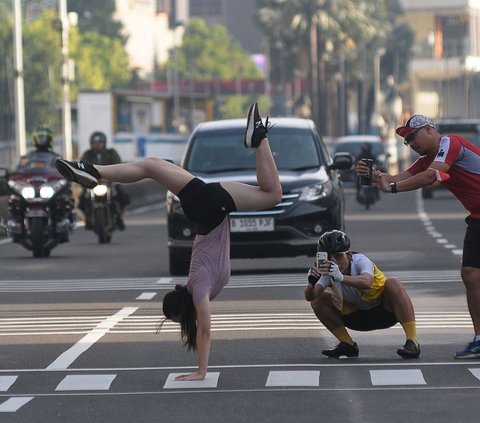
[343, 302, 398, 332]
[463, 217, 480, 269]
[178, 178, 237, 234]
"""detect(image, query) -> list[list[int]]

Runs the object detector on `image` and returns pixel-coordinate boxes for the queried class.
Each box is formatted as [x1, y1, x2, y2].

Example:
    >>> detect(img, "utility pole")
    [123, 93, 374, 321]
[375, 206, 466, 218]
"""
[59, 0, 72, 159]
[12, 0, 26, 159]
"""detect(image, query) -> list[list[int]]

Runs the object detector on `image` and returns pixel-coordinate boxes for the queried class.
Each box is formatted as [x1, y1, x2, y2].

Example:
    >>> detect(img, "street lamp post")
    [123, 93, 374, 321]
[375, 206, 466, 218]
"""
[12, 0, 26, 159]
[373, 47, 386, 134]
[59, 0, 72, 160]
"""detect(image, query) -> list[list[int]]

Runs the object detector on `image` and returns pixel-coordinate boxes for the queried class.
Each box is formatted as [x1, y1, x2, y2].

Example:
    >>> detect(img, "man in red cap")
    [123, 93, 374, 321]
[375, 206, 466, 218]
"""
[357, 114, 480, 359]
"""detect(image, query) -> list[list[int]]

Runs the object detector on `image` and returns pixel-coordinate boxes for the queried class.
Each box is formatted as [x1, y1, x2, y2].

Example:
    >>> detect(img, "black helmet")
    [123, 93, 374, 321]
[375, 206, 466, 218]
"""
[32, 127, 53, 151]
[89, 131, 107, 145]
[318, 230, 351, 254]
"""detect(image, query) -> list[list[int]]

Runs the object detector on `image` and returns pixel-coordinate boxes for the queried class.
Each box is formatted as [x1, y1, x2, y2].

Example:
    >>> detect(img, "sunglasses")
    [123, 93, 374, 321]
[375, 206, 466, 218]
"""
[404, 128, 422, 146]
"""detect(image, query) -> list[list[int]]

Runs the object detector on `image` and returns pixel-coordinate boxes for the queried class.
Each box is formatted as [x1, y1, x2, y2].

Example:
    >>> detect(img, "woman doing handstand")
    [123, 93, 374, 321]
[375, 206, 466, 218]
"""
[55, 103, 282, 381]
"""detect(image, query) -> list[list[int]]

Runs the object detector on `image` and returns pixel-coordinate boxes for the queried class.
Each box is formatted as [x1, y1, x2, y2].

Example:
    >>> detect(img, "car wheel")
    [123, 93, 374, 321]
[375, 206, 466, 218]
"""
[169, 249, 191, 276]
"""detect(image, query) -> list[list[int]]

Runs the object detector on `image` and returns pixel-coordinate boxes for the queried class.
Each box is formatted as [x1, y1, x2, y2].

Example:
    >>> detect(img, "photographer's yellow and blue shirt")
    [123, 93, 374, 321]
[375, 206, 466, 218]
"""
[316, 253, 386, 311]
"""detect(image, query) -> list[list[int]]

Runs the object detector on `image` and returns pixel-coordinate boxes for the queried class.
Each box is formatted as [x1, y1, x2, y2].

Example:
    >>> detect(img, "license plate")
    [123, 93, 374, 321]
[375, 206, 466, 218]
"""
[230, 217, 274, 232]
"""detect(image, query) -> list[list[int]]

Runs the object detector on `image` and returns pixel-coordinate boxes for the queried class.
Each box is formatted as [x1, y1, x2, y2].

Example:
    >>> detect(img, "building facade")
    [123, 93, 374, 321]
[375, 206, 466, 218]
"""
[400, 0, 480, 119]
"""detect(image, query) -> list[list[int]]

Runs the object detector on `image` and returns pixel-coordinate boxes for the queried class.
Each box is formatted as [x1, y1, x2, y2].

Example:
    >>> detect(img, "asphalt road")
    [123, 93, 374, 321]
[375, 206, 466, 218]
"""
[0, 187, 479, 423]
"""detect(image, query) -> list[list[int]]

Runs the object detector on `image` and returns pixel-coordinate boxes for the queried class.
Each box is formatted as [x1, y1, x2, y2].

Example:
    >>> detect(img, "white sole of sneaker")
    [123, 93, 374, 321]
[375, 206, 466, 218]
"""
[57, 161, 97, 189]
[244, 103, 256, 148]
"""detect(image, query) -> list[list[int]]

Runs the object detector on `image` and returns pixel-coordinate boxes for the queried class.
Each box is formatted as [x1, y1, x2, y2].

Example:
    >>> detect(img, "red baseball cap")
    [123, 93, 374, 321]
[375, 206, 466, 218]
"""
[396, 115, 435, 138]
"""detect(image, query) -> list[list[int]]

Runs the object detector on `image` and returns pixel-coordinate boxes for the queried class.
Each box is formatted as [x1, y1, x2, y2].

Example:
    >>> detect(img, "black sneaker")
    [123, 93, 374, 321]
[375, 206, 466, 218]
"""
[397, 339, 421, 359]
[322, 342, 359, 359]
[55, 159, 100, 189]
[244, 102, 272, 148]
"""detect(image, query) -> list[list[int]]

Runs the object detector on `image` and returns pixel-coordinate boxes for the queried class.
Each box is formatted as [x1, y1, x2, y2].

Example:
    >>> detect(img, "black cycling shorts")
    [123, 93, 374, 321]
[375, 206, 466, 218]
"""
[343, 302, 398, 332]
[178, 178, 237, 234]
[463, 217, 480, 269]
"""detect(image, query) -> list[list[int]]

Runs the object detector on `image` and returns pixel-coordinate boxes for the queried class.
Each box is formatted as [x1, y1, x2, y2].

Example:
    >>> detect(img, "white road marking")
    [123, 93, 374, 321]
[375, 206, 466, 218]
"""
[46, 307, 137, 370]
[0, 269, 464, 293]
[266, 370, 319, 387]
[416, 190, 462, 258]
[0, 376, 17, 391]
[0, 311, 472, 336]
[136, 292, 157, 300]
[370, 369, 427, 386]
[469, 368, 480, 380]
[163, 372, 220, 389]
[55, 374, 116, 391]
[0, 397, 34, 412]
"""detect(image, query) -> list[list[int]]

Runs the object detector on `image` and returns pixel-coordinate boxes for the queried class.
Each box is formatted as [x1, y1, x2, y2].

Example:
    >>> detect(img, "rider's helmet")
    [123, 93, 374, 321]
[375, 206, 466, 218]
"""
[32, 127, 53, 151]
[89, 131, 107, 146]
[318, 230, 351, 254]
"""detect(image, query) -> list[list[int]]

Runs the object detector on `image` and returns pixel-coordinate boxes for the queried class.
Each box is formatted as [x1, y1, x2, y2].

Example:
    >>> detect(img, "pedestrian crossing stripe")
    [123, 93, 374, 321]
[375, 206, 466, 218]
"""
[370, 369, 426, 385]
[266, 370, 320, 387]
[0, 376, 17, 391]
[1, 367, 480, 412]
[0, 270, 463, 292]
[55, 374, 117, 391]
[164, 373, 220, 389]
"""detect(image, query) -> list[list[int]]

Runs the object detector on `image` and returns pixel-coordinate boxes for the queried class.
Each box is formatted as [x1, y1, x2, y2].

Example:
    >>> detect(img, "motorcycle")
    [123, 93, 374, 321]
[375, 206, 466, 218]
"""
[356, 184, 380, 210]
[83, 182, 119, 244]
[0, 157, 74, 257]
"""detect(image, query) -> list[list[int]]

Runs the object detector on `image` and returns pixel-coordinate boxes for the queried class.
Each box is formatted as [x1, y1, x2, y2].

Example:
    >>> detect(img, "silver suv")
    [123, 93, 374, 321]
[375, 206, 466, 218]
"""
[166, 117, 353, 275]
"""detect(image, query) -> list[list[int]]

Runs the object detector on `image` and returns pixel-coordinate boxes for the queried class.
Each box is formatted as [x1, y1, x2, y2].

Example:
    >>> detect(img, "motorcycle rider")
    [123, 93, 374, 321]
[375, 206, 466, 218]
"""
[18, 127, 61, 166]
[78, 131, 129, 230]
[9, 127, 74, 234]
[355, 142, 380, 202]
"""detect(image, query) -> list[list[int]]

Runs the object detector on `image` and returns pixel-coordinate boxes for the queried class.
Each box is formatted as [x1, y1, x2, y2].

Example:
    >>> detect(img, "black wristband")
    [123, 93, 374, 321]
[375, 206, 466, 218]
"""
[390, 182, 397, 193]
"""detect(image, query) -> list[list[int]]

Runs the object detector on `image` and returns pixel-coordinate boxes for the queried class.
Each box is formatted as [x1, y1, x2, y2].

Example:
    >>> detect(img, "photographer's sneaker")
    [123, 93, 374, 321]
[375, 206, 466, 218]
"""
[397, 339, 421, 359]
[244, 102, 272, 148]
[55, 159, 100, 189]
[322, 341, 359, 359]
[454, 339, 480, 359]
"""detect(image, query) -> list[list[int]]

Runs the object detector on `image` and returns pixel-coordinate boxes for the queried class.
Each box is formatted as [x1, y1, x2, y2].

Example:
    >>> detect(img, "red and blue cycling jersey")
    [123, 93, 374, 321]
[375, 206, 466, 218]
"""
[408, 134, 480, 218]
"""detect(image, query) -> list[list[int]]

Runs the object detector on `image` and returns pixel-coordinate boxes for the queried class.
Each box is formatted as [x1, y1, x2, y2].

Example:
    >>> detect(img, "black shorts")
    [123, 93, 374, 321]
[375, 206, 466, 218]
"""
[343, 302, 398, 332]
[178, 178, 237, 234]
[463, 217, 480, 269]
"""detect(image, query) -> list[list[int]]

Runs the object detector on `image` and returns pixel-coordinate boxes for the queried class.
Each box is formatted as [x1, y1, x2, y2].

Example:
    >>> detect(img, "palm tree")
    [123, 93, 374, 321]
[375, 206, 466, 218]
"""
[257, 0, 397, 135]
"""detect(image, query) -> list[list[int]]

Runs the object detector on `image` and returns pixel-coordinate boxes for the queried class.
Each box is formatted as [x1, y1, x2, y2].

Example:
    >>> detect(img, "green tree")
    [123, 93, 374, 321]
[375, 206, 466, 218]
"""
[68, 0, 126, 43]
[70, 29, 132, 91]
[158, 18, 265, 120]
[257, 0, 410, 135]
[22, 10, 62, 133]
[0, 4, 133, 140]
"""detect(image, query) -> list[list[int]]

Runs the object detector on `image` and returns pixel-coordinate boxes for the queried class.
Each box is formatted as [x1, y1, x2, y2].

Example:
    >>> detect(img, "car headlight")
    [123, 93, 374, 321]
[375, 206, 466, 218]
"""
[296, 181, 332, 201]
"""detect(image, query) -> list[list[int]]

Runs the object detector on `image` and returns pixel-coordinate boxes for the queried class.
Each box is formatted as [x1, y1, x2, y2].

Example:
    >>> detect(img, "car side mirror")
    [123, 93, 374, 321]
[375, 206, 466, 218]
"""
[0, 167, 8, 179]
[329, 152, 353, 170]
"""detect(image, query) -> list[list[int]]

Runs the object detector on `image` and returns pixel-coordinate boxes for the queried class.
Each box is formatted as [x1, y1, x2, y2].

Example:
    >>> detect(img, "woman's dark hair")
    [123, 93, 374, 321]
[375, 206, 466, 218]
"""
[162, 285, 197, 351]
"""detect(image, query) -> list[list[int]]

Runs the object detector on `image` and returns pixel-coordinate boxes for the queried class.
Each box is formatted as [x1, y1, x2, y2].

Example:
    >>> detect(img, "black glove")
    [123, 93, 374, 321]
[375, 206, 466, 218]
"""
[307, 269, 320, 286]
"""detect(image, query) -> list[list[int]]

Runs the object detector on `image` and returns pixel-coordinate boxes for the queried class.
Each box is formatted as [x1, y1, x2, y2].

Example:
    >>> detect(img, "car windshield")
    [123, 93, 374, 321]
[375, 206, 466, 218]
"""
[186, 128, 322, 173]
[334, 141, 384, 158]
